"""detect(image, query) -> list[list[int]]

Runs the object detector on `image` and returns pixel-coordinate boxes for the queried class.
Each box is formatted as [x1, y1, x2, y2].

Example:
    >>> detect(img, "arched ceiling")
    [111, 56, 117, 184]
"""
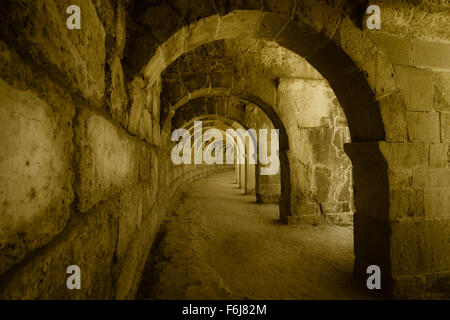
[171, 95, 246, 129]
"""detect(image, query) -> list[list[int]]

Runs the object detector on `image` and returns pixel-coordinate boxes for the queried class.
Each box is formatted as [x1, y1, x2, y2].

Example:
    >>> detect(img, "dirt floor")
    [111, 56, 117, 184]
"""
[136, 170, 381, 300]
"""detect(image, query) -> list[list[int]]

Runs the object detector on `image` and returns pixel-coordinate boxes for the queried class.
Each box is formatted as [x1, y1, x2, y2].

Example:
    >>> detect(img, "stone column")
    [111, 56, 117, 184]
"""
[278, 78, 354, 225]
[344, 142, 391, 292]
[344, 141, 450, 298]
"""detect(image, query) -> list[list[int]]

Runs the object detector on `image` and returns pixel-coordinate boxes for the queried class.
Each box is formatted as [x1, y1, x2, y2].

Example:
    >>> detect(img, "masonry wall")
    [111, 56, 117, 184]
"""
[277, 79, 354, 225]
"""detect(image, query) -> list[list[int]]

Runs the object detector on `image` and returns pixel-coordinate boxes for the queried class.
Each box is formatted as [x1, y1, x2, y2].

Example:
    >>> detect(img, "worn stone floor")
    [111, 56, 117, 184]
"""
[137, 170, 381, 300]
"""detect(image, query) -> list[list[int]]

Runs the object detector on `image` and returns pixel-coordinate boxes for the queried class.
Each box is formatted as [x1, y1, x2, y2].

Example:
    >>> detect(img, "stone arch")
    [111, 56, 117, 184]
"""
[165, 88, 290, 150]
[128, 9, 396, 141]
[166, 91, 291, 219]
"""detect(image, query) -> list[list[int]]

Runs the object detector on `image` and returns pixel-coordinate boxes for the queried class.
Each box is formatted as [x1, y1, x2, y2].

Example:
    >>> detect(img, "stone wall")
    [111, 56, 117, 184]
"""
[278, 79, 354, 225]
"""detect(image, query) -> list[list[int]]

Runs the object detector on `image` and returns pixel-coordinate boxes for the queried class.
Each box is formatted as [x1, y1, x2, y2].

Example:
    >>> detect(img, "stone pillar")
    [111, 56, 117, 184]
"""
[279, 150, 291, 224]
[245, 139, 256, 195]
[255, 125, 281, 203]
[344, 141, 450, 298]
[344, 142, 391, 293]
[256, 171, 281, 203]
[239, 163, 246, 190]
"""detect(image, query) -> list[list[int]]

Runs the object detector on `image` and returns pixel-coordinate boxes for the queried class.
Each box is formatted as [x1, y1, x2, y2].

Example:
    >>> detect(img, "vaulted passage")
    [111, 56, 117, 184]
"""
[137, 170, 374, 300]
[0, 1, 449, 300]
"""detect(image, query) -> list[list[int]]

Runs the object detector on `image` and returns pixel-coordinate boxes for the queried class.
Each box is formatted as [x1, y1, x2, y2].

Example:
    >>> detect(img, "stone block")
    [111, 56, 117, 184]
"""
[430, 143, 448, 168]
[216, 11, 260, 40]
[0, 195, 120, 299]
[185, 15, 220, 52]
[433, 72, 450, 112]
[442, 113, 450, 142]
[389, 188, 424, 219]
[413, 39, 450, 71]
[358, 49, 398, 97]
[320, 202, 351, 214]
[413, 169, 449, 189]
[0, 79, 73, 275]
[160, 27, 187, 67]
[388, 168, 413, 190]
[116, 183, 152, 262]
[291, 200, 321, 217]
[395, 65, 434, 111]
[353, 214, 391, 278]
[127, 78, 146, 135]
[424, 188, 450, 218]
[108, 56, 127, 125]
[251, 12, 289, 40]
[370, 32, 412, 65]
[378, 91, 407, 142]
[0, 0, 106, 105]
[75, 111, 140, 212]
[426, 272, 450, 299]
[392, 275, 426, 299]
[379, 142, 429, 168]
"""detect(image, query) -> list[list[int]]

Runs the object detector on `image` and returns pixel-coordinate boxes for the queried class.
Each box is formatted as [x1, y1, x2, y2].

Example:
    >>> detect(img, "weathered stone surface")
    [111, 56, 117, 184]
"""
[0, 79, 73, 275]
[413, 169, 449, 189]
[430, 144, 448, 168]
[358, 49, 398, 98]
[216, 11, 261, 40]
[434, 72, 450, 112]
[424, 187, 450, 218]
[379, 142, 429, 168]
[1, 0, 450, 301]
[109, 56, 128, 125]
[391, 219, 450, 276]
[278, 79, 331, 128]
[442, 113, 450, 143]
[378, 92, 407, 142]
[388, 168, 413, 190]
[389, 188, 424, 219]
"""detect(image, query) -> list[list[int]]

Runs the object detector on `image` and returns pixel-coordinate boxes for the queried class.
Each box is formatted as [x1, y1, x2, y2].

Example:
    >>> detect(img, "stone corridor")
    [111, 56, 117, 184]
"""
[136, 170, 377, 300]
[0, 1, 449, 300]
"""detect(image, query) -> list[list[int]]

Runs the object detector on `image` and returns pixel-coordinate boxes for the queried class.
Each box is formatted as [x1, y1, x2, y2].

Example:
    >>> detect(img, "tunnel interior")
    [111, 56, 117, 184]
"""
[0, 0, 449, 300]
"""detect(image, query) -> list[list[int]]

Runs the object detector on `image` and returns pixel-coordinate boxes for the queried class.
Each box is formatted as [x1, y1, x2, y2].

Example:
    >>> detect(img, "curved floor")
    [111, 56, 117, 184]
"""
[137, 170, 380, 300]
